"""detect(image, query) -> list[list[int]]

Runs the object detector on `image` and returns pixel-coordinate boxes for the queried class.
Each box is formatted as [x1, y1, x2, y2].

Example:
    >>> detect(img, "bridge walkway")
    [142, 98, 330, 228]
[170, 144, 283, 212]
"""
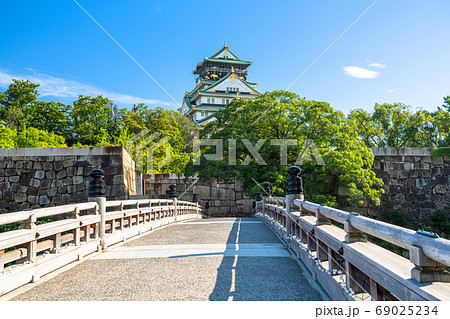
[11, 218, 322, 301]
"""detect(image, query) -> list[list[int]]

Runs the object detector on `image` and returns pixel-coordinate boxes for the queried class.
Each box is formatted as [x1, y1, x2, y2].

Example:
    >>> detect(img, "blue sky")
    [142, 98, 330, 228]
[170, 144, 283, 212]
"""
[1, 0, 449, 114]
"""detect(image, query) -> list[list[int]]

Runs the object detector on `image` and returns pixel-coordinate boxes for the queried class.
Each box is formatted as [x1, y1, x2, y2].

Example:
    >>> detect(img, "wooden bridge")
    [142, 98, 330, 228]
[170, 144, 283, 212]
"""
[0, 195, 449, 301]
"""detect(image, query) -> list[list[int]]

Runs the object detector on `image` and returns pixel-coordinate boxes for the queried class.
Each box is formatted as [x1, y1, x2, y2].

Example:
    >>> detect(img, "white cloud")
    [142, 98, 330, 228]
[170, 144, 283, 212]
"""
[369, 63, 386, 69]
[0, 69, 172, 106]
[387, 89, 395, 92]
[343, 66, 380, 79]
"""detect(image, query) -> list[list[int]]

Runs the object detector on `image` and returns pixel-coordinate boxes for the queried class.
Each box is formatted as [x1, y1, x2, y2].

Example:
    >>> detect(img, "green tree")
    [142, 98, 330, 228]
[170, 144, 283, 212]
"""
[123, 105, 197, 173]
[0, 122, 16, 148]
[15, 127, 66, 148]
[69, 95, 124, 146]
[185, 91, 384, 206]
[28, 101, 70, 137]
[0, 79, 39, 128]
[348, 103, 430, 147]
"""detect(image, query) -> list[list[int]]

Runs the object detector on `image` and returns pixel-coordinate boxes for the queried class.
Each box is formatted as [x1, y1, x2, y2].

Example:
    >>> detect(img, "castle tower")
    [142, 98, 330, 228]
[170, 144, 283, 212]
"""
[181, 42, 260, 125]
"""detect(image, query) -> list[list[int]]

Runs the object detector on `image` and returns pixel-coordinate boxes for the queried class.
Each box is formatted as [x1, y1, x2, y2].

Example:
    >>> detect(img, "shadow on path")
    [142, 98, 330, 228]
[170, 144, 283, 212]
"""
[207, 218, 321, 301]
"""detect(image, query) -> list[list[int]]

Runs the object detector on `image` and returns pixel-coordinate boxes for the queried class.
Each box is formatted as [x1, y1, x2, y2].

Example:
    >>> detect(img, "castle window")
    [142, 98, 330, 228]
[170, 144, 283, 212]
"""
[211, 98, 215, 103]
[201, 111, 205, 117]
[207, 98, 210, 103]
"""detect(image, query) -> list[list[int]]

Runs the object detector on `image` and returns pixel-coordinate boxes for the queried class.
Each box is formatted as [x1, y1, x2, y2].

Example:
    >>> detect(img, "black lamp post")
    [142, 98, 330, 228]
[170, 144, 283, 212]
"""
[167, 184, 176, 199]
[286, 165, 303, 195]
[262, 182, 271, 197]
[88, 168, 105, 197]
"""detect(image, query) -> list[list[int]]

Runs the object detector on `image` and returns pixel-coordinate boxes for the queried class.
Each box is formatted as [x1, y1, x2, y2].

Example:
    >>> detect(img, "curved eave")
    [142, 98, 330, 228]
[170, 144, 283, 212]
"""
[199, 72, 261, 95]
[195, 113, 216, 124]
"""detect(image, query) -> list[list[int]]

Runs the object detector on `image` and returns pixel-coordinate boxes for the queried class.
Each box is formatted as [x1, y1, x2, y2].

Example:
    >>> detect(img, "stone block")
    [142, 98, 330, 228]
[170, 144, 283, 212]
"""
[33, 162, 43, 170]
[415, 178, 426, 189]
[54, 161, 63, 171]
[56, 170, 67, 180]
[43, 162, 53, 171]
[77, 167, 84, 175]
[435, 184, 446, 195]
[23, 161, 33, 170]
[0, 181, 10, 191]
[62, 194, 71, 204]
[29, 178, 40, 188]
[196, 185, 211, 200]
[51, 194, 62, 205]
[399, 170, 408, 179]
[9, 176, 20, 183]
[11, 183, 26, 193]
[62, 177, 73, 186]
[51, 180, 62, 188]
[63, 159, 75, 168]
[39, 195, 50, 205]
[47, 187, 58, 197]
[67, 185, 77, 194]
[27, 186, 38, 196]
[434, 175, 446, 185]
[46, 171, 56, 179]
[4, 168, 16, 176]
[73, 176, 84, 185]
[40, 180, 52, 190]
[14, 192, 28, 203]
[113, 175, 124, 185]
[28, 195, 38, 205]
[66, 166, 76, 177]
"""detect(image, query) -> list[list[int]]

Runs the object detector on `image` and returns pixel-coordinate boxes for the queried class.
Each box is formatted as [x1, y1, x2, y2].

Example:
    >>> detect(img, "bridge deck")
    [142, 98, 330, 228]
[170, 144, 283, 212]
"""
[11, 218, 321, 301]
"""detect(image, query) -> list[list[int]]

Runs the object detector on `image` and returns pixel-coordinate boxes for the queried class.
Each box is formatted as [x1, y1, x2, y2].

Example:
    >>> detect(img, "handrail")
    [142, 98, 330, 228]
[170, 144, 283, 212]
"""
[263, 197, 450, 267]
[0, 202, 98, 226]
[0, 197, 202, 297]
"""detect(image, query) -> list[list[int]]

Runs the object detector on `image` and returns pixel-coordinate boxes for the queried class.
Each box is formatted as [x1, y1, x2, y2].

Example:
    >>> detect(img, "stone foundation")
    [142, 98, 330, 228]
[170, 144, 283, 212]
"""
[0, 147, 136, 213]
[142, 173, 253, 217]
[350, 148, 450, 223]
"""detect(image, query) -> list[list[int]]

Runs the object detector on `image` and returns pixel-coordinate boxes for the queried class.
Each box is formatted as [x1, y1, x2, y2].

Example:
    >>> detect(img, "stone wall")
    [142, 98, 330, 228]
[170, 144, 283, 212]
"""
[361, 148, 449, 222]
[143, 173, 253, 217]
[0, 147, 136, 213]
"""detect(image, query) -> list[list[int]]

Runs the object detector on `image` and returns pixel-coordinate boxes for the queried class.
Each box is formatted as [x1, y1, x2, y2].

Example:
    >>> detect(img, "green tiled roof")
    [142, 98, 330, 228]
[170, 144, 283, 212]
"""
[195, 112, 216, 124]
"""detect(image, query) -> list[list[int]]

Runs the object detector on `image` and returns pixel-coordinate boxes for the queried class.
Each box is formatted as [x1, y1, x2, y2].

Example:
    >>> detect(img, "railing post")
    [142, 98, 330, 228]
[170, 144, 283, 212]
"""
[0, 250, 5, 273]
[409, 244, 450, 283]
[173, 198, 178, 223]
[88, 168, 106, 249]
[316, 205, 331, 226]
[69, 207, 81, 246]
[192, 193, 199, 219]
[344, 213, 367, 243]
[19, 212, 37, 262]
[262, 182, 270, 217]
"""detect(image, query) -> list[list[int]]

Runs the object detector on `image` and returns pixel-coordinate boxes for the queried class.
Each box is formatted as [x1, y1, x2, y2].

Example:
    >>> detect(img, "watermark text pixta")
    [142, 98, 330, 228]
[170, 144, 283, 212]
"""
[193, 138, 324, 166]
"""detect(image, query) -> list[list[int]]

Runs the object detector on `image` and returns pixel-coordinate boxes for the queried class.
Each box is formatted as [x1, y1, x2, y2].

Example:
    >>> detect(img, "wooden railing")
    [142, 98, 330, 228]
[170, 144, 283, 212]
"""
[255, 197, 450, 301]
[0, 198, 201, 296]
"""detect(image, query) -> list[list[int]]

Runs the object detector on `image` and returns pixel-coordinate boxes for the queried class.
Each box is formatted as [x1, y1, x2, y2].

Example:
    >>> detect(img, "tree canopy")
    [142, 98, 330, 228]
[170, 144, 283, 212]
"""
[185, 91, 384, 206]
[0, 79, 194, 173]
